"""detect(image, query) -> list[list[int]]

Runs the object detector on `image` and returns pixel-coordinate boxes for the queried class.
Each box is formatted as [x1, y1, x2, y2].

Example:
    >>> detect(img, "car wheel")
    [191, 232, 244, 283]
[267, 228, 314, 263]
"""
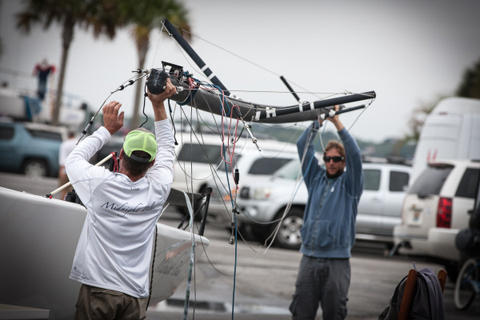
[22, 159, 48, 178]
[454, 258, 479, 310]
[272, 207, 303, 250]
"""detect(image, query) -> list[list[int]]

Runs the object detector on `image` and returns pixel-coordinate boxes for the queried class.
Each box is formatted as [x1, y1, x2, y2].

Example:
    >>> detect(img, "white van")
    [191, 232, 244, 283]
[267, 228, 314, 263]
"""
[173, 132, 298, 216]
[173, 132, 223, 196]
[410, 97, 480, 184]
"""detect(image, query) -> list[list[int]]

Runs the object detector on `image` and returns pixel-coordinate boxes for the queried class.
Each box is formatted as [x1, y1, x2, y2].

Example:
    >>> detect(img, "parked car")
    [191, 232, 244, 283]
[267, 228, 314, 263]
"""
[211, 157, 411, 250]
[393, 159, 480, 279]
[206, 143, 299, 225]
[0, 121, 67, 178]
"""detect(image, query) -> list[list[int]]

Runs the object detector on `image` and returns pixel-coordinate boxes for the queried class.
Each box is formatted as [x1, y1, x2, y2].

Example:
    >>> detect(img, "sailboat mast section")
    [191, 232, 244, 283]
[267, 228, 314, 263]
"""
[168, 77, 375, 124]
[252, 91, 375, 123]
[163, 19, 231, 96]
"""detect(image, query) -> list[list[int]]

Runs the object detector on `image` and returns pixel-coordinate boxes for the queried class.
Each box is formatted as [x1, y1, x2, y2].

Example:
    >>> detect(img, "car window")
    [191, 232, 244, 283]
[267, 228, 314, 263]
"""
[0, 126, 14, 140]
[364, 169, 381, 191]
[248, 158, 292, 175]
[177, 143, 222, 164]
[389, 171, 410, 192]
[455, 168, 480, 199]
[408, 164, 453, 195]
[27, 129, 63, 141]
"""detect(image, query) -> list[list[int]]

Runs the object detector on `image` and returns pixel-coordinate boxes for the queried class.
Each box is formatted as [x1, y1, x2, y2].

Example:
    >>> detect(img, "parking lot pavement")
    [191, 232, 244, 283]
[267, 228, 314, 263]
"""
[2, 173, 479, 319]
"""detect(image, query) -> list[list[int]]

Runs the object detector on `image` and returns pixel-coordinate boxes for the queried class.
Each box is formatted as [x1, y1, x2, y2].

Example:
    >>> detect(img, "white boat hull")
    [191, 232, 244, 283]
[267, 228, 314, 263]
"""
[0, 186, 209, 319]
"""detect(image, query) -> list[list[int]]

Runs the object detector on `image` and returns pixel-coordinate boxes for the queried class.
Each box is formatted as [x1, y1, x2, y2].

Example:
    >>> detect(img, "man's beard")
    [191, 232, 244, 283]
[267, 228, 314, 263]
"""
[326, 168, 344, 179]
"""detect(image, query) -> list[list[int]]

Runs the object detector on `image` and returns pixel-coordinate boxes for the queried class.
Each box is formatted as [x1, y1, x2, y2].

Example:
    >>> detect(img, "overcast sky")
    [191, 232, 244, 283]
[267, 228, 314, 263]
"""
[1, 0, 480, 142]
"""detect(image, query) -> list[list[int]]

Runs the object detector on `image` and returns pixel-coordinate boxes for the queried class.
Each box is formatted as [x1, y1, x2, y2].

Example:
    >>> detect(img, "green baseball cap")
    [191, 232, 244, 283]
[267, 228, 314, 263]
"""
[123, 128, 157, 163]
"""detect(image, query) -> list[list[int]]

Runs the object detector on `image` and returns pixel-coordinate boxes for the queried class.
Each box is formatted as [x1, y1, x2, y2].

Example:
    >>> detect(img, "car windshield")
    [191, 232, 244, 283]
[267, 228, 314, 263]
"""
[408, 164, 453, 196]
[248, 157, 293, 175]
[274, 160, 301, 180]
[217, 154, 242, 172]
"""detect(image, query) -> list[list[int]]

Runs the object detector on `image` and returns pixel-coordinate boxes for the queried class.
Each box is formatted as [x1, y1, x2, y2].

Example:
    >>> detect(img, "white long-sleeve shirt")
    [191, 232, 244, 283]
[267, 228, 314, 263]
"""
[65, 120, 174, 298]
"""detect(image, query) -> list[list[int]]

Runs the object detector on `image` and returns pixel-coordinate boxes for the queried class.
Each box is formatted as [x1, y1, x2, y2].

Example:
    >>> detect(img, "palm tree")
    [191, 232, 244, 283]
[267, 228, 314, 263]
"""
[16, 0, 126, 125]
[125, 0, 190, 129]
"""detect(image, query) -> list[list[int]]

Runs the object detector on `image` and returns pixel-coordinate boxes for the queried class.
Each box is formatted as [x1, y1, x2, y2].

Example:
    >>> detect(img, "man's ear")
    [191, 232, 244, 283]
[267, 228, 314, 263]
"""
[149, 159, 156, 168]
[119, 149, 124, 159]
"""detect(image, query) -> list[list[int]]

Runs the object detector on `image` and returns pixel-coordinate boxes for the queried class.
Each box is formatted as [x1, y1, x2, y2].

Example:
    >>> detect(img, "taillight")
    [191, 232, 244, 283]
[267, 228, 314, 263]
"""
[436, 197, 452, 228]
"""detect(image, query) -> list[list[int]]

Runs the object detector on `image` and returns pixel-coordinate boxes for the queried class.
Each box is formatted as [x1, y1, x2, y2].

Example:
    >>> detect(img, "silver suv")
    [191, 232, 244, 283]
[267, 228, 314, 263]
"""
[394, 159, 480, 278]
[224, 158, 411, 250]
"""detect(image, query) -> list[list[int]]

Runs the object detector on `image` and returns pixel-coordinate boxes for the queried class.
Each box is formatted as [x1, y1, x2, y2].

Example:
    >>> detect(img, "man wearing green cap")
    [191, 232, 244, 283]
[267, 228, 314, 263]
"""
[65, 79, 177, 319]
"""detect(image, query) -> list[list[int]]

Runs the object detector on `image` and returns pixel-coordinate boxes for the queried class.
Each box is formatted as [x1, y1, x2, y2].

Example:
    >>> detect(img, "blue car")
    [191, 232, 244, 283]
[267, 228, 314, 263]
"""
[0, 121, 67, 178]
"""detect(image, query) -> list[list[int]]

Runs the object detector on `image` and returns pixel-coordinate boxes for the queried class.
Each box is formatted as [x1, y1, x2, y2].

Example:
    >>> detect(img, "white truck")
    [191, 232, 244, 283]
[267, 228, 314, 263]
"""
[409, 97, 480, 184]
[393, 97, 480, 279]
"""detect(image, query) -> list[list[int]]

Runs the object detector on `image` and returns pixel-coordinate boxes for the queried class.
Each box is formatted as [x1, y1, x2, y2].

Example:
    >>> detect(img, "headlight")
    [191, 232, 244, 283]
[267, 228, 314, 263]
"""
[222, 188, 237, 201]
[252, 187, 272, 200]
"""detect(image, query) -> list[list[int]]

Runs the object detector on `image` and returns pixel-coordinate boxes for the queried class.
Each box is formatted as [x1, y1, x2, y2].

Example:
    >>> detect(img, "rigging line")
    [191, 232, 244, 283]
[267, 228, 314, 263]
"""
[205, 173, 282, 258]
[175, 40, 214, 84]
[173, 105, 225, 182]
[225, 89, 345, 95]
[194, 223, 263, 277]
[253, 131, 302, 160]
[232, 216, 238, 320]
[149, 23, 165, 70]
[166, 22, 374, 113]
[164, 24, 332, 101]
[139, 84, 149, 128]
[184, 204, 261, 279]
[175, 28, 280, 79]
[319, 118, 327, 152]
[260, 129, 320, 254]
[331, 96, 376, 148]
[77, 72, 148, 144]
[175, 133, 271, 261]
[175, 82, 243, 152]
[177, 112, 195, 195]
[189, 104, 194, 209]
[255, 122, 319, 253]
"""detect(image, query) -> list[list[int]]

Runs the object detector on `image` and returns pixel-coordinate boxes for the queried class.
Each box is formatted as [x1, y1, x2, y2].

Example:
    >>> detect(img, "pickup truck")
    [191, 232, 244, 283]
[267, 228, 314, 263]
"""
[232, 158, 412, 250]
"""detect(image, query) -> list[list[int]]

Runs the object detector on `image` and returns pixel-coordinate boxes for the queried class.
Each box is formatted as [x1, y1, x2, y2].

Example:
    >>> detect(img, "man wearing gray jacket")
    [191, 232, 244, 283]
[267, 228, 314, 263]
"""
[290, 106, 364, 320]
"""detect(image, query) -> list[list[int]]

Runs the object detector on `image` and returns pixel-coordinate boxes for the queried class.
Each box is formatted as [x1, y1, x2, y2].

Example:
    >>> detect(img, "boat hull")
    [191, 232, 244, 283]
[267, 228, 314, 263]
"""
[0, 186, 209, 319]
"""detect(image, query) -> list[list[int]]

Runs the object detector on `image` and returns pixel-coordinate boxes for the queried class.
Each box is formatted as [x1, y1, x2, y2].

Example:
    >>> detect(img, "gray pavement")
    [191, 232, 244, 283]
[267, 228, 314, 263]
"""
[2, 172, 480, 320]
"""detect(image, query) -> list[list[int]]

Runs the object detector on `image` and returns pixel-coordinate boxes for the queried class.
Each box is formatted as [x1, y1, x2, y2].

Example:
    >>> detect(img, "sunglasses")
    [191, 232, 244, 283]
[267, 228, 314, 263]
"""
[323, 156, 345, 163]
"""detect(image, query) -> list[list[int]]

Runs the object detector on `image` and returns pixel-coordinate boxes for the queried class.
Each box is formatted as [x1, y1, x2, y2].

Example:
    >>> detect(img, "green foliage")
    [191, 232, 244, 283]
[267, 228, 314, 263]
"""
[126, 0, 191, 129]
[15, 0, 129, 124]
[395, 55, 480, 152]
[15, 0, 120, 36]
[456, 56, 480, 99]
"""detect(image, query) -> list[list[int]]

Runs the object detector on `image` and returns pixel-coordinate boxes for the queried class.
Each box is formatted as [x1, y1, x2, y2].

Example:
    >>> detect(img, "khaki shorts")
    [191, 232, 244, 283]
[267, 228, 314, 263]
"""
[74, 284, 148, 320]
